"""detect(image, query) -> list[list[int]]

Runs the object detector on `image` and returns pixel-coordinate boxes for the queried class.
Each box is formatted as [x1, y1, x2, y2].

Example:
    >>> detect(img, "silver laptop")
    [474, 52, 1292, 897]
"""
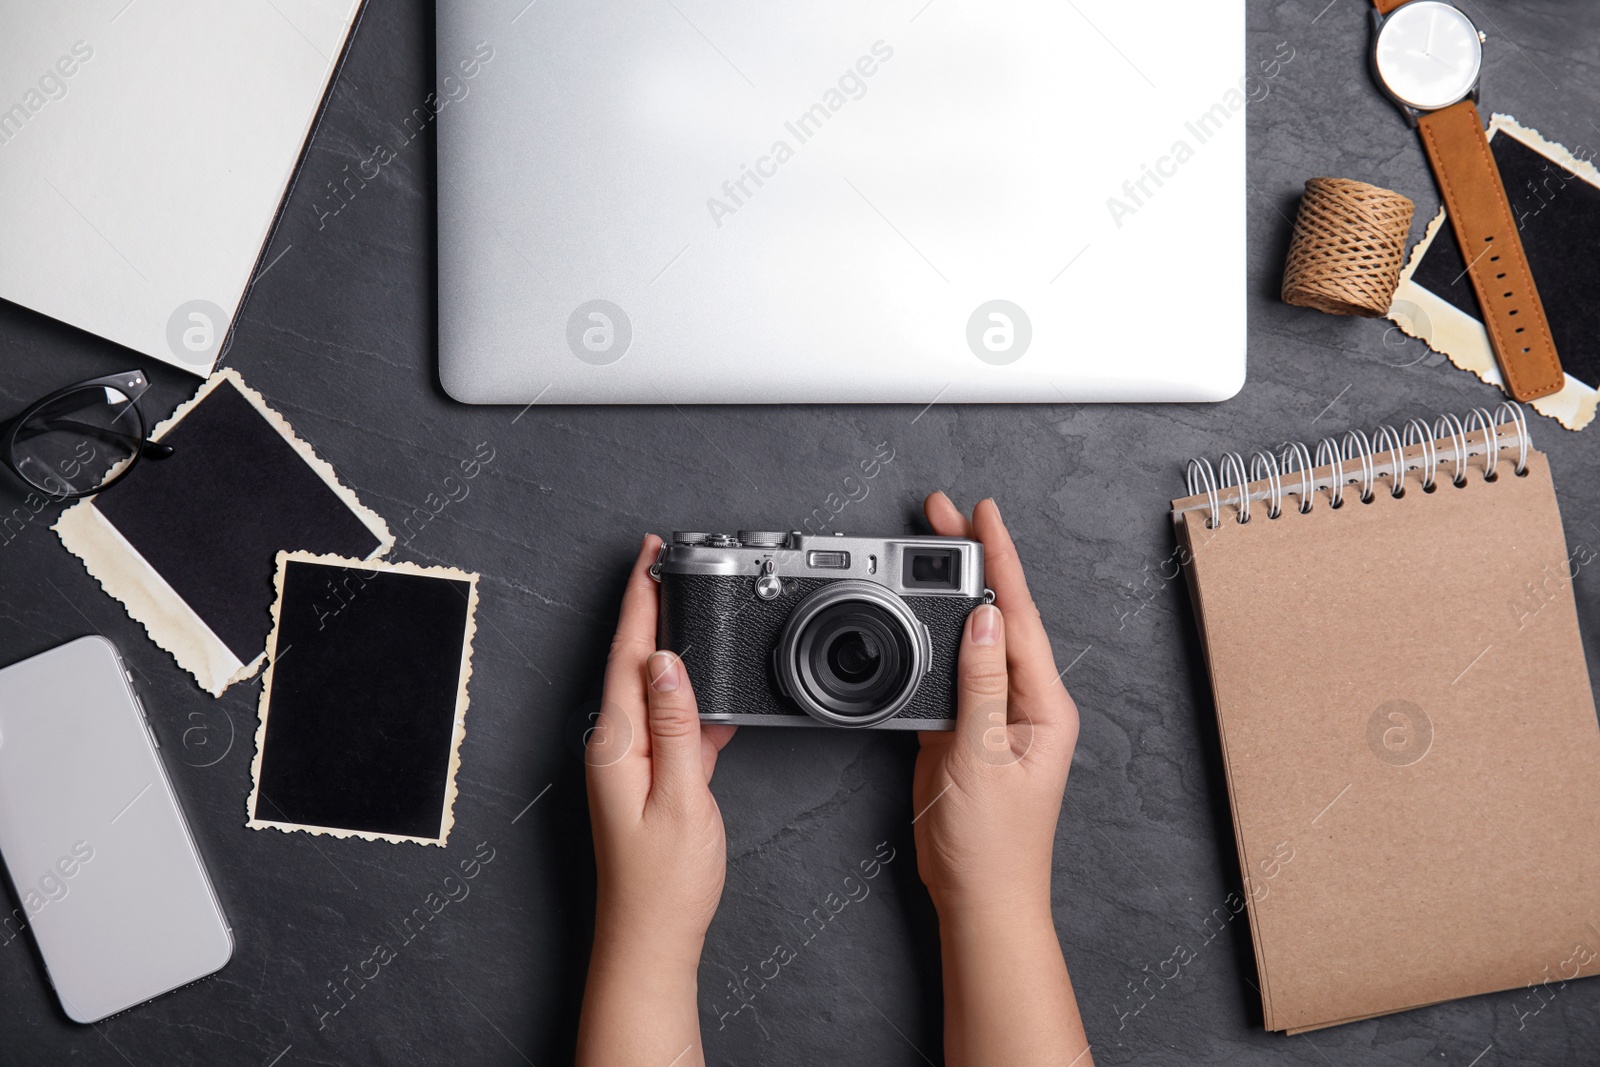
[437, 0, 1244, 404]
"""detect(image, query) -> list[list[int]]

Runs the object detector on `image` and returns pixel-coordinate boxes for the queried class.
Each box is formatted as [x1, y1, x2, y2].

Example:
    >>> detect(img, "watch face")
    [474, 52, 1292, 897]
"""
[1375, 1, 1482, 110]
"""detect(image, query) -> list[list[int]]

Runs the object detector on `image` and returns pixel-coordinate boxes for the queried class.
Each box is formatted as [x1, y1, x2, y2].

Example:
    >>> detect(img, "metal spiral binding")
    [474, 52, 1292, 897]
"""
[1218, 452, 1251, 524]
[1372, 424, 1407, 498]
[1314, 437, 1346, 508]
[1402, 418, 1438, 491]
[1498, 400, 1530, 474]
[1434, 411, 1470, 486]
[1342, 429, 1376, 503]
[1185, 456, 1221, 529]
[1279, 440, 1315, 514]
[1466, 408, 1499, 480]
[1250, 450, 1284, 519]
[1180, 403, 1531, 526]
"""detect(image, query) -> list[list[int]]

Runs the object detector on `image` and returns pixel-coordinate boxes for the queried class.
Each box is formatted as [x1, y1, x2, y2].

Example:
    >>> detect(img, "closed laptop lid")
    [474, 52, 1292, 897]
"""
[437, 0, 1246, 404]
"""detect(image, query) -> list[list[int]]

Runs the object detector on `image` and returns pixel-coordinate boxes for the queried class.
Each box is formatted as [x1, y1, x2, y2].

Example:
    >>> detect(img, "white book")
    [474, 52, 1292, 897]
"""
[0, 0, 361, 374]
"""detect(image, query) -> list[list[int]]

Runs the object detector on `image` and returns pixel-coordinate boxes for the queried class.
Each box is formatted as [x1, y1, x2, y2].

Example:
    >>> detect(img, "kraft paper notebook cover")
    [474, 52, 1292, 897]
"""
[1170, 405, 1600, 1034]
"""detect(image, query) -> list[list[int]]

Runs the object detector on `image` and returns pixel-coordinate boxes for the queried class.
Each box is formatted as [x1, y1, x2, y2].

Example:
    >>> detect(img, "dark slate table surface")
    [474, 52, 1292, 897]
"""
[3, 2, 1597, 1064]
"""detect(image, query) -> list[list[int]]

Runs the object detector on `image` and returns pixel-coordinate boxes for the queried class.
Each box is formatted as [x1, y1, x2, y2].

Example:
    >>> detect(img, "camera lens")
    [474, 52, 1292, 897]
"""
[828, 630, 880, 682]
[800, 606, 910, 718]
[776, 581, 928, 728]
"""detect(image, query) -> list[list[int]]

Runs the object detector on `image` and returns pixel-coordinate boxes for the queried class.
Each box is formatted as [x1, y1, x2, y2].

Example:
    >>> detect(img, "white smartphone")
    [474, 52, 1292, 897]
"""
[0, 636, 232, 1023]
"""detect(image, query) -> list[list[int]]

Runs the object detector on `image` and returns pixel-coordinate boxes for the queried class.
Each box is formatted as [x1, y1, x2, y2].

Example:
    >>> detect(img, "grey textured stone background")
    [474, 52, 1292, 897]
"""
[1, 2, 1597, 1064]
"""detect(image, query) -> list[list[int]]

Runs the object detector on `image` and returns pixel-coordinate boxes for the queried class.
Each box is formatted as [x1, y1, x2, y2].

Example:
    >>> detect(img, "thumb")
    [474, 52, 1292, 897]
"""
[954, 604, 1012, 764]
[644, 651, 707, 802]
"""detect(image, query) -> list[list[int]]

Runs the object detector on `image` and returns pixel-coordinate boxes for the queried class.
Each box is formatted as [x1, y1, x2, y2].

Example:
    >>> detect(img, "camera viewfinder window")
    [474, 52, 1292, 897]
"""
[903, 548, 960, 590]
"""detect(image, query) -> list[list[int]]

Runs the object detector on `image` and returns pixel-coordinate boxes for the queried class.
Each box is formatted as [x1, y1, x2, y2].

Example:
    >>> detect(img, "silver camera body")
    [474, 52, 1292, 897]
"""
[652, 530, 989, 729]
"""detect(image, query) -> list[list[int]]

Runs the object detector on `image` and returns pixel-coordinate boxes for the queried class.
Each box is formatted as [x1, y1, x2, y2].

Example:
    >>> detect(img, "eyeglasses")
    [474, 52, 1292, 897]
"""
[2, 370, 173, 500]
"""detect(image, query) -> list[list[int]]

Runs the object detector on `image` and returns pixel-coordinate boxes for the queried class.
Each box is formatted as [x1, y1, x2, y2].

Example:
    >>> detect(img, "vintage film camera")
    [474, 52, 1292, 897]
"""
[652, 531, 989, 729]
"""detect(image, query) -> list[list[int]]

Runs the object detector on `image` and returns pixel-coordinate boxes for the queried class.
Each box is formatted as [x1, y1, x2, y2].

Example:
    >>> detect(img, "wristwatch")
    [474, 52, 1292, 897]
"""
[1369, 0, 1564, 401]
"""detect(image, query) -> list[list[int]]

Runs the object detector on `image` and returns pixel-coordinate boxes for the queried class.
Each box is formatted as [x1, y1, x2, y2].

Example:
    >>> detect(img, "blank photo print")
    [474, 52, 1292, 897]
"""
[247, 553, 479, 847]
[1409, 125, 1600, 390]
[1390, 115, 1600, 430]
[55, 370, 393, 694]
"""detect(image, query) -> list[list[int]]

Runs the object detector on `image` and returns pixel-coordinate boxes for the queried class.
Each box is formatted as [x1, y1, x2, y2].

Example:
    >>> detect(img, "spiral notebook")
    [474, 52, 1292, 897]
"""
[1171, 405, 1600, 1034]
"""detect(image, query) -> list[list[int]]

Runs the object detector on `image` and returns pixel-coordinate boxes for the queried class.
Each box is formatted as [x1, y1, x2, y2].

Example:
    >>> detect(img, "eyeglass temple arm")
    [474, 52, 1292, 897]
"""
[11, 417, 173, 458]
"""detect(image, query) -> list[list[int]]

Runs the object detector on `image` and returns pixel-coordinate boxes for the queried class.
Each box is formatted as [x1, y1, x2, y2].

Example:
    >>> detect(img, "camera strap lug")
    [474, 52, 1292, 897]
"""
[755, 557, 782, 601]
[648, 541, 668, 582]
[982, 588, 996, 605]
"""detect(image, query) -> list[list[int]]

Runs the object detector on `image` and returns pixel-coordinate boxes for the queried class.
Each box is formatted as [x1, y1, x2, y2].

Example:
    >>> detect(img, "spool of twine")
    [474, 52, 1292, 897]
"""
[1281, 178, 1415, 317]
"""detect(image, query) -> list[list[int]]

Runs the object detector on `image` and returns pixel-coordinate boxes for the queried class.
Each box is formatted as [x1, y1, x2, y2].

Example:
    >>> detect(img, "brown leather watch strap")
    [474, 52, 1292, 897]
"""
[1416, 100, 1564, 401]
[1372, 0, 1407, 12]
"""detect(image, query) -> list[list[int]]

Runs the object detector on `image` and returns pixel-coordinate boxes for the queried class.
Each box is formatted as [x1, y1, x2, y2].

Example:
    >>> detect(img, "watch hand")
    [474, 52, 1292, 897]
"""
[1424, 13, 1436, 57]
[1401, 47, 1454, 70]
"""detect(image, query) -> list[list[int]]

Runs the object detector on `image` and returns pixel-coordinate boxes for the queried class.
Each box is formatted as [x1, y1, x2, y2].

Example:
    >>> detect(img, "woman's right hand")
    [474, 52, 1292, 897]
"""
[911, 492, 1081, 915]
[911, 492, 1092, 1067]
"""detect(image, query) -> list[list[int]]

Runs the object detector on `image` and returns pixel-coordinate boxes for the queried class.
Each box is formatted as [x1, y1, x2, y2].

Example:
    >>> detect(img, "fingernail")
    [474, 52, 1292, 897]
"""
[987, 498, 1001, 522]
[648, 651, 681, 692]
[971, 604, 1001, 646]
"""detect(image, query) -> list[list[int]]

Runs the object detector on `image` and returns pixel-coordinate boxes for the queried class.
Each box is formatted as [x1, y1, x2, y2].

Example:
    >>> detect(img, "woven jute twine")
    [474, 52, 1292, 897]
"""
[1281, 178, 1415, 317]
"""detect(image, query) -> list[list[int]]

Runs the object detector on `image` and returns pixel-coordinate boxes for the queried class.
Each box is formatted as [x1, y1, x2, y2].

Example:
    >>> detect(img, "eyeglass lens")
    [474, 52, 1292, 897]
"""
[11, 386, 143, 496]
